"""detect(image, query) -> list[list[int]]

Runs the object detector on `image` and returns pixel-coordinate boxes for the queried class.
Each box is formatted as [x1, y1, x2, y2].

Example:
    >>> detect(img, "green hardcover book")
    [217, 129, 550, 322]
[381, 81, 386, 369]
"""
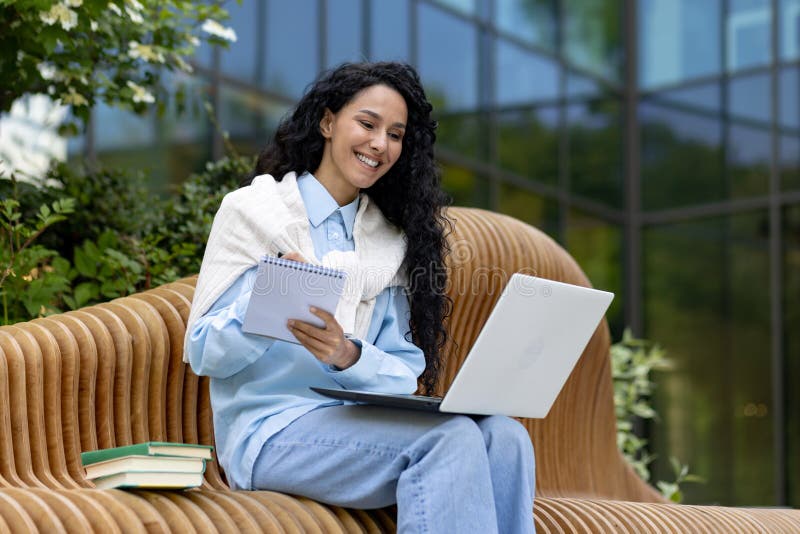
[81, 441, 213, 466]
[91, 470, 204, 490]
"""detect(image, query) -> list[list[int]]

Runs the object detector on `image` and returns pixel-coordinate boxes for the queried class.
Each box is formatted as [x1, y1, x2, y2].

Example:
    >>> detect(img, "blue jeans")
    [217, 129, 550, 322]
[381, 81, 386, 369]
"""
[252, 404, 536, 534]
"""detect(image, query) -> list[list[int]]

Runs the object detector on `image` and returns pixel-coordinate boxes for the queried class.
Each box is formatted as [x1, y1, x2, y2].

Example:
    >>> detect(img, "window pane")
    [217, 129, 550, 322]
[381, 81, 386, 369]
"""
[418, 3, 478, 110]
[496, 107, 559, 185]
[495, 39, 559, 106]
[727, 124, 770, 198]
[785, 204, 800, 507]
[266, 0, 319, 98]
[640, 102, 723, 210]
[645, 213, 775, 505]
[780, 66, 799, 130]
[783, 136, 800, 191]
[497, 184, 559, 237]
[432, 0, 476, 17]
[566, 71, 607, 99]
[370, 0, 409, 61]
[439, 163, 490, 209]
[568, 100, 623, 207]
[729, 73, 771, 124]
[566, 210, 624, 337]
[218, 84, 291, 159]
[639, 0, 721, 88]
[780, 0, 800, 61]
[326, 0, 362, 68]
[563, 0, 623, 83]
[726, 0, 771, 71]
[495, 0, 557, 50]
[647, 82, 722, 114]
[437, 112, 485, 156]
[220, 1, 258, 81]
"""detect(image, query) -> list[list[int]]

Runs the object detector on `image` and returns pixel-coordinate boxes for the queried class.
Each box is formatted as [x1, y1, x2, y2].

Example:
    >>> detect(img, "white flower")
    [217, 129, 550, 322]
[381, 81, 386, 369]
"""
[188, 36, 200, 47]
[37, 62, 57, 80]
[40, 4, 78, 30]
[125, 6, 143, 24]
[127, 81, 155, 104]
[90, 20, 98, 31]
[127, 0, 144, 11]
[174, 55, 194, 74]
[201, 19, 237, 42]
[61, 88, 88, 106]
[108, 2, 122, 16]
[128, 41, 165, 63]
[66, 0, 83, 7]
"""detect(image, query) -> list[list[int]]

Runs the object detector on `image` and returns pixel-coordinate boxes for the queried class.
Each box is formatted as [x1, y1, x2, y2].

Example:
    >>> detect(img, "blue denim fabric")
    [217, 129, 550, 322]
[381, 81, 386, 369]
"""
[252, 404, 536, 534]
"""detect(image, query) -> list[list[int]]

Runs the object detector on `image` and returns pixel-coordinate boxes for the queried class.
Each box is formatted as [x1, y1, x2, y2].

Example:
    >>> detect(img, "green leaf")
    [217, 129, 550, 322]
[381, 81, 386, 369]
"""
[73, 282, 99, 308]
[73, 245, 97, 278]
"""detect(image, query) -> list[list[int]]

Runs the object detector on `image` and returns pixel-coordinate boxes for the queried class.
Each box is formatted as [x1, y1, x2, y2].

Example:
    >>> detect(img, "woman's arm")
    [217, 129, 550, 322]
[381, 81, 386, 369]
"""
[186, 266, 275, 378]
[322, 286, 426, 394]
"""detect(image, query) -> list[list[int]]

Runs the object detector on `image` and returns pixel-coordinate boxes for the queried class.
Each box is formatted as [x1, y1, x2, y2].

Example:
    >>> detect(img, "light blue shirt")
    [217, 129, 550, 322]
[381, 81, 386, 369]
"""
[187, 172, 425, 490]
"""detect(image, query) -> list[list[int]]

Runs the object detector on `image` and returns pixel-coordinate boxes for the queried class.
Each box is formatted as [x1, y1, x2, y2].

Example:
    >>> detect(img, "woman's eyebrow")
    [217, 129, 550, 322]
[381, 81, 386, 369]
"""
[358, 109, 406, 129]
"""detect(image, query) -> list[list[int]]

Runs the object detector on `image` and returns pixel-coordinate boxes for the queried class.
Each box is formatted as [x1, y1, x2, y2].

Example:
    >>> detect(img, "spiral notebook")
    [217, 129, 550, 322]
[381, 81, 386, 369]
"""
[242, 255, 347, 344]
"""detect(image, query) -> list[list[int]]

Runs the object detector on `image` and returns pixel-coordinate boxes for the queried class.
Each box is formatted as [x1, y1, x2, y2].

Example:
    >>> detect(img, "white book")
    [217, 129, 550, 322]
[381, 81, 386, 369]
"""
[242, 255, 346, 343]
[84, 454, 205, 480]
[91, 470, 204, 490]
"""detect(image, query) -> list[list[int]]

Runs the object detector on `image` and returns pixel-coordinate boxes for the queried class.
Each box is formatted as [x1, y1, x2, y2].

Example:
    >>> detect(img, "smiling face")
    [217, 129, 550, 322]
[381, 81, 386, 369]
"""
[314, 84, 408, 205]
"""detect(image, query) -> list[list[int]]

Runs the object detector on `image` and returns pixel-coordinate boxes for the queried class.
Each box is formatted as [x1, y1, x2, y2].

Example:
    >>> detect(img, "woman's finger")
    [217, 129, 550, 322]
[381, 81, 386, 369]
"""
[288, 319, 327, 344]
[309, 307, 342, 333]
[290, 326, 333, 360]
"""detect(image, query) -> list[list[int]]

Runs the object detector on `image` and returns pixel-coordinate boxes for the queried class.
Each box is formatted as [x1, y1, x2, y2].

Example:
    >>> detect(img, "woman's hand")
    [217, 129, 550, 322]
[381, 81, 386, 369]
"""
[281, 251, 361, 370]
[288, 307, 361, 369]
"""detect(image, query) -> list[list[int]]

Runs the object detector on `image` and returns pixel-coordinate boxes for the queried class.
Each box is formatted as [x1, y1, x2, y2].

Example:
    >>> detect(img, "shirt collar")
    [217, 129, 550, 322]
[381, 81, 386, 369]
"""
[297, 172, 360, 239]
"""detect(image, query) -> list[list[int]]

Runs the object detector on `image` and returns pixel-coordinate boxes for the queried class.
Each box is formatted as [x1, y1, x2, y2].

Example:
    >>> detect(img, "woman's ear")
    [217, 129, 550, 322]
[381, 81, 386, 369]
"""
[320, 109, 334, 139]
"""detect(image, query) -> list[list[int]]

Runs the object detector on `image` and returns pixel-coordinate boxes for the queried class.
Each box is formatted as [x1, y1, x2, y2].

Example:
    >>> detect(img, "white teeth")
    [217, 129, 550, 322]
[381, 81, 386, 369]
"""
[356, 153, 379, 168]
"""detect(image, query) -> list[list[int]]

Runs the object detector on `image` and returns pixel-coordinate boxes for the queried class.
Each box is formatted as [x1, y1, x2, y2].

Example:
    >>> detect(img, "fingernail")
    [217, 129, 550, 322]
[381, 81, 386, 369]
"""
[287, 320, 294, 327]
[310, 306, 317, 313]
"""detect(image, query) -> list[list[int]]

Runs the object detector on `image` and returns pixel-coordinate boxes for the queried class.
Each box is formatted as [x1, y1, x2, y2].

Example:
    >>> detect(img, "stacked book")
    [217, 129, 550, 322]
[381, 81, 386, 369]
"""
[81, 441, 213, 490]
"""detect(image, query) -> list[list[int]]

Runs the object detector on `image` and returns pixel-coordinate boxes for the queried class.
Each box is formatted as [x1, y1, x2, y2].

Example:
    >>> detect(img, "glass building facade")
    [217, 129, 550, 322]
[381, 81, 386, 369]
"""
[73, 0, 799, 507]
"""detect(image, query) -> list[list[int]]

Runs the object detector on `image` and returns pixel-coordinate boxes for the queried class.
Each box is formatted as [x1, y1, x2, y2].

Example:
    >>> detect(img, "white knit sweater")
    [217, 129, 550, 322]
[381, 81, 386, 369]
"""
[183, 172, 408, 362]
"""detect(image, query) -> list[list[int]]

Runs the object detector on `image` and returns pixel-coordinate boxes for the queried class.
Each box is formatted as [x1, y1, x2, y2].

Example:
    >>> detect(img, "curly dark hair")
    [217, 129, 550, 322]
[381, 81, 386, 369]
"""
[246, 62, 451, 394]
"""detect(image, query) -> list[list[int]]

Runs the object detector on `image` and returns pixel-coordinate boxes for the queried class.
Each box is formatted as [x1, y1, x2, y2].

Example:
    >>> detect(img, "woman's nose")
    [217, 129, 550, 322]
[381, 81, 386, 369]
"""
[370, 133, 387, 152]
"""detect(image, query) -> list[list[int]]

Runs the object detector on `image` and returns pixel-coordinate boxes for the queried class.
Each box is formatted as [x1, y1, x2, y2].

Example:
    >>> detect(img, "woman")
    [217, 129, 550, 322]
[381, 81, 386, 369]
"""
[185, 62, 535, 533]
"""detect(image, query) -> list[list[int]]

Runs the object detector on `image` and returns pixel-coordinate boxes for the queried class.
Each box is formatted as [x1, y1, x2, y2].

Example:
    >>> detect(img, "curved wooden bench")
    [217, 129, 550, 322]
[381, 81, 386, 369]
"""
[0, 206, 797, 532]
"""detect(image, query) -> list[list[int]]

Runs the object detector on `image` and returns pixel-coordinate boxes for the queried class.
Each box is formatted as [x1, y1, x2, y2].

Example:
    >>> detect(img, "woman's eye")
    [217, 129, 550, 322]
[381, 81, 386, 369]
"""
[359, 120, 373, 129]
[389, 132, 402, 141]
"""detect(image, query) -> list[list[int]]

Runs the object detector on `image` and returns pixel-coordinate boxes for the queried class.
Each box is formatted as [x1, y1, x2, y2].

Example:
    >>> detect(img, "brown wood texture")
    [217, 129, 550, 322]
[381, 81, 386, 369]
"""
[0, 207, 797, 532]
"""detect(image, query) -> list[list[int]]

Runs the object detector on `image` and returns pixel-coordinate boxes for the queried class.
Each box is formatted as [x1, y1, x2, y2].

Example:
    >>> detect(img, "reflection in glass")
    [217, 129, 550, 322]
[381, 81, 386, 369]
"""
[563, 0, 623, 83]
[566, 71, 607, 99]
[496, 107, 559, 185]
[566, 210, 623, 337]
[639, 0, 721, 89]
[218, 84, 291, 159]
[645, 213, 774, 505]
[220, 1, 257, 81]
[433, 0, 476, 16]
[727, 124, 770, 198]
[495, 0, 557, 50]
[495, 39, 559, 106]
[439, 163, 489, 209]
[726, 0, 771, 71]
[418, 2, 478, 110]
[436, 112, 485, 156]
[266, 0, 319, 98]
[781, 0, 800, 61]
[782, 136, 800, 191]
[568, 100, 623, 207]
[497, 184, 559, 237]
[326, 0, 362, 68]
[370, 0, 409, 61]
[640, 102, 723, 210]
[728, 73, 770, 124]
[647, 83, 722, 117]
[780, 67, 799, 130]
[784, 205, 800, 507]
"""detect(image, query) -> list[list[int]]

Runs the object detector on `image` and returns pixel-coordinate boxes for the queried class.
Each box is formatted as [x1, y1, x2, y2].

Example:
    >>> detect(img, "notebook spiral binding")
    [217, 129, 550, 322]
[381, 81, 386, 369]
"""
[262, 255, 345, 279]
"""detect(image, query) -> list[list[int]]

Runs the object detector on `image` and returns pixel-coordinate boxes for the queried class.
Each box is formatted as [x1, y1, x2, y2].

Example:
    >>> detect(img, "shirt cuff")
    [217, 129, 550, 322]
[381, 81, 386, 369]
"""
[325, 338, 382, 389]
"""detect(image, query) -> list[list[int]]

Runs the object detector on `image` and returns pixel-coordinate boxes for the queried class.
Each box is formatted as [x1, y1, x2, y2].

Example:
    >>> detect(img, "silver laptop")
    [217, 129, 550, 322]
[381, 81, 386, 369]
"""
[311, 273, 613, 419]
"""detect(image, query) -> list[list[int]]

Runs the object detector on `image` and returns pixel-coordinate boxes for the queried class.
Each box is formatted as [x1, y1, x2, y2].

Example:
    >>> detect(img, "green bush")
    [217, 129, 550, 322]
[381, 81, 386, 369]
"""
[0, 154, 252, 324]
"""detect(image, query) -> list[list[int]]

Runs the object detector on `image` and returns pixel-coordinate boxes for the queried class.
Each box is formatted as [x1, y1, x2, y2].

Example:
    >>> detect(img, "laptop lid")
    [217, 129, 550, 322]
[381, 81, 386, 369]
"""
[437, 273, 613, 418]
